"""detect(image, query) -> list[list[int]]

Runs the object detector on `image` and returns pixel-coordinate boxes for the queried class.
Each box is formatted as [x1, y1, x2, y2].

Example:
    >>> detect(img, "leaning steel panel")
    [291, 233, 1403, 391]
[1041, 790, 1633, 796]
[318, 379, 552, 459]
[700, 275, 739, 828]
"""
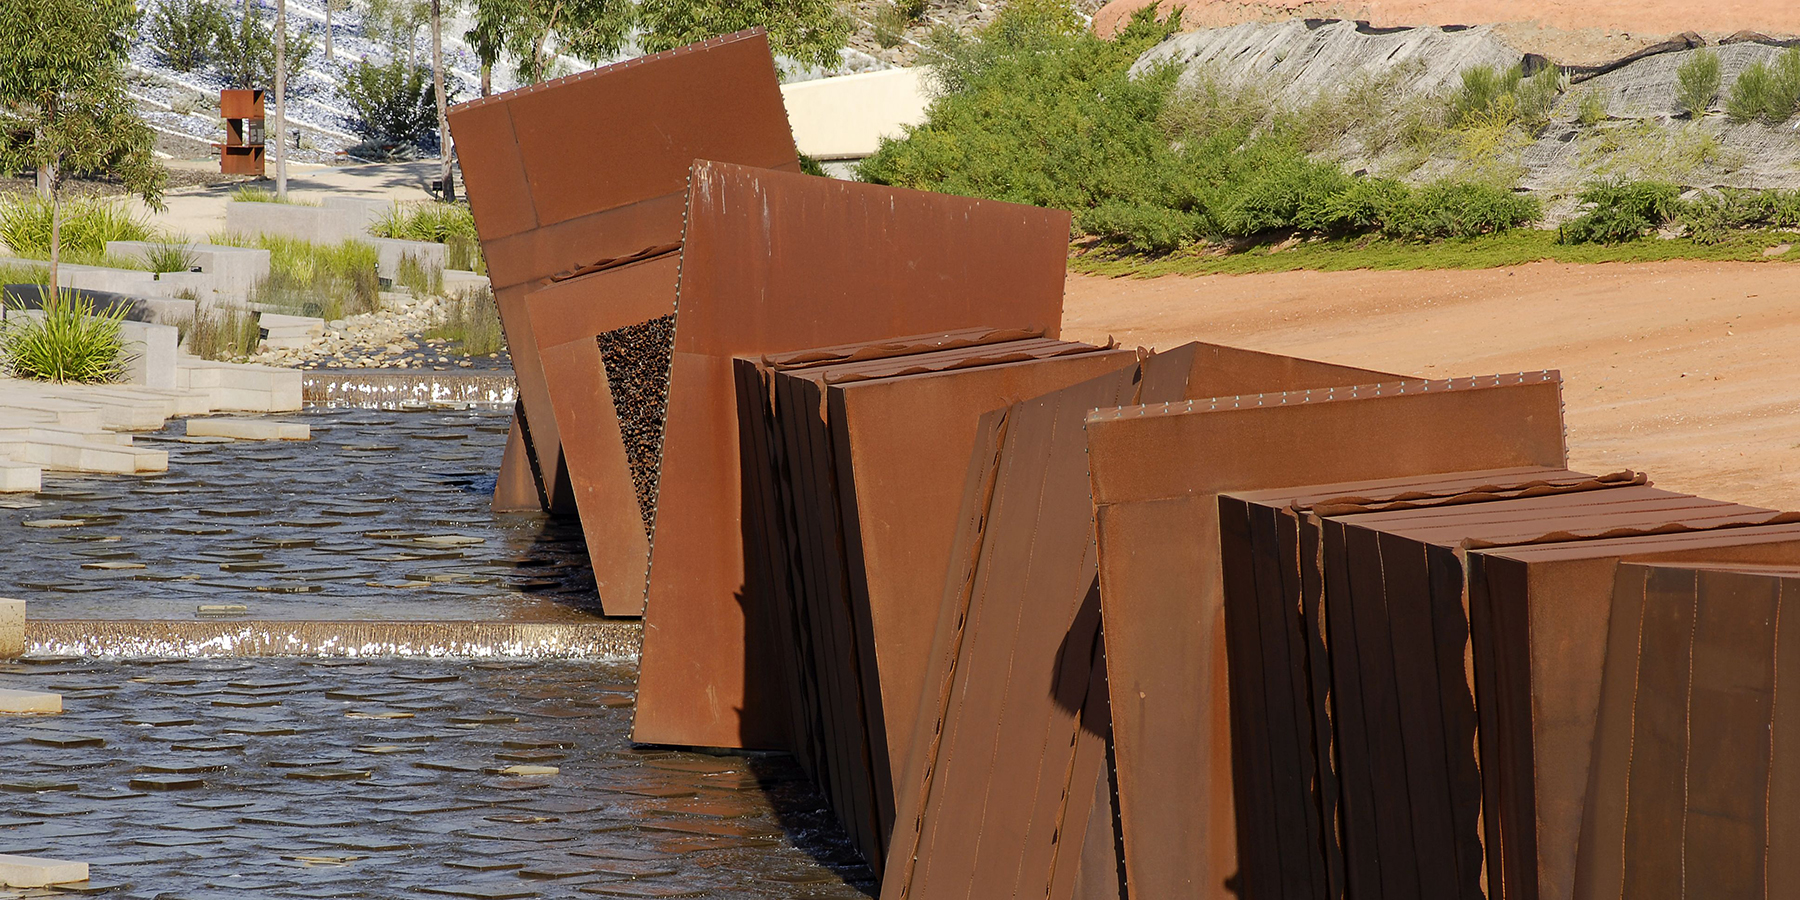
[881, 354, 1175, 900]
[632, 161, 1072, 751]
[1085, 373, 1567, 900]
[739, 331, 1138, 871]
[447, 29, 798, 519]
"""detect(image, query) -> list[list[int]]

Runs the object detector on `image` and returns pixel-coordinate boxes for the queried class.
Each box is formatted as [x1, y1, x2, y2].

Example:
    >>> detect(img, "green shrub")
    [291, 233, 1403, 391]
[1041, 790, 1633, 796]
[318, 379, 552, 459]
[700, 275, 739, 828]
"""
[1677, 49, 1722, 117]
[149, 0, 230, 71]
[1726, 48, 1800, 124]
[428, 285, 504, 356]
[1678, 187, 1800, 243]
[0, 196, 152, 261]
[253, 235, 380, 320]
[1447, 64, 1560, 130]
[0, 288, 132, 383]
[1384, 181, 1542, 239]
[145, 241, 197, 274]
[1558, 179, 1684, 244]
[341, 58, 441, 146]
[178, 302, 261, 361]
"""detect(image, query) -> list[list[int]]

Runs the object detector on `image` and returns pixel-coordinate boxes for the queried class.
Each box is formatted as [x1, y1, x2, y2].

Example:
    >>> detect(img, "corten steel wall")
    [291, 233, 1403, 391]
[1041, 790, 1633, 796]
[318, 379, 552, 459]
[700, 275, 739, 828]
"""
[881, 352, 1188, 900]
[880, 344, 1393, 900]
[737, 331, 1138, 871]
[1464, 529, 1800, 900]
[1085, 373, 1567, 900]
[1223, 472, 1794, 900]
[1575, 560, 1800, 900]
[447, 29, 799, 522]
[632, 161, 1072, 751]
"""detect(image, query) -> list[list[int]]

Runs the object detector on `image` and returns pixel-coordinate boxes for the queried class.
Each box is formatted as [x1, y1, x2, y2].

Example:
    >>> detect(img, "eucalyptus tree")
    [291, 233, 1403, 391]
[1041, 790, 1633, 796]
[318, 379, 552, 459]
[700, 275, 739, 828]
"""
[0, 0, 165, 293]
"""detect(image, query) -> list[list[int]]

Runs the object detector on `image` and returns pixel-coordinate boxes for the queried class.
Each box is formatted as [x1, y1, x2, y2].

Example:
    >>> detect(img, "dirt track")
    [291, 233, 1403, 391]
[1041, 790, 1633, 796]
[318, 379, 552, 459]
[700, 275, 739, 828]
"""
[1062, 261, 1800, 509]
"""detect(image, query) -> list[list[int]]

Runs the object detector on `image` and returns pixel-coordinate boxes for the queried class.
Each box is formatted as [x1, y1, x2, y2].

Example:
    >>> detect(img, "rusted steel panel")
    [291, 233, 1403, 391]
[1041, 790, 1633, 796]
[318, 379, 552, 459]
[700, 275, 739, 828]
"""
[447, 30, 798, 513]
[735, 334, 1134, 872]
[1460, 529, 1800, 900]
[1086, 373, 1564, 900]
[633, 161, 1073, 751]
[884, 356, 1175, 900]
[524, 254, 679, 616]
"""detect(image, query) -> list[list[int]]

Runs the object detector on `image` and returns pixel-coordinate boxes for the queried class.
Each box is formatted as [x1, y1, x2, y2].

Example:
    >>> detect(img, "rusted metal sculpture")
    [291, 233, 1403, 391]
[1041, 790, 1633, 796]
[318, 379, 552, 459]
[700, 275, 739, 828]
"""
[631, 161, 1072, 752]
[738, 329, 1140, 870]
[447, 30, 798, 616]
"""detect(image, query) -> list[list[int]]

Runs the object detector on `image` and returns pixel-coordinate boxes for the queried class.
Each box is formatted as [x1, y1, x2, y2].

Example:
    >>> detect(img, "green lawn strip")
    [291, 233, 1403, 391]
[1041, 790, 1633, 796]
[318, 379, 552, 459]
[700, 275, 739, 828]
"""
[1069, 229, 1800, 277]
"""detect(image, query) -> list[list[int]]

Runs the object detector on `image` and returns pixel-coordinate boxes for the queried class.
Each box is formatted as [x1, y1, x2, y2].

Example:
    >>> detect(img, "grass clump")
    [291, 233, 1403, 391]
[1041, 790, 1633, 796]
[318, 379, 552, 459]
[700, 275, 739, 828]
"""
[0, 196, 151, 263]
[1577, 91, 1608, 126]
[145, 242, 198, 274]
[1448, 64, 1561, 130]
[427, 285, 503, 356]
[0, 287, 133, 383]
[1726, 48, 1800, 125]
[372, 202, 482, 273]
[230, 185, 316, 205]
[397, 253, 443, 297]
[177, 302, 261, 361]
[253, 235, 380, 321]
[1677, 49, 1722, 117]
[0, 261, 50, 284]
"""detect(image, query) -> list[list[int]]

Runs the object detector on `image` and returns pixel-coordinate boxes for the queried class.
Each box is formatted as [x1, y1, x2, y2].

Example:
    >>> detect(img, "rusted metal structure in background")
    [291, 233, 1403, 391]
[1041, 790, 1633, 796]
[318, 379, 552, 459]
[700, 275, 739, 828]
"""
[737, 329, 1140, 869]
[632, 162, 1072, 752]
[447, 29, 798, 614]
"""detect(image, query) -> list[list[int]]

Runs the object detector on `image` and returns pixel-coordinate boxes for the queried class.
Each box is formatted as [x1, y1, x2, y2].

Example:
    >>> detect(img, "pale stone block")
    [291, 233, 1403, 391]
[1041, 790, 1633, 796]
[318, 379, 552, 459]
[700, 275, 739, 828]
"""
[185, 417, 309, 441]
[0, 854, 88, 887]
[0, 461, 39, 493]
[0, 689, 61, 714]
[0, 597, 20, 658]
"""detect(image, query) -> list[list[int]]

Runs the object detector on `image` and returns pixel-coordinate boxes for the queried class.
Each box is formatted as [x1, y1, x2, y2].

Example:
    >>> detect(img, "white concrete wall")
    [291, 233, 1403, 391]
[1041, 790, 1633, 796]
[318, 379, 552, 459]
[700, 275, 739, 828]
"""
[780, 67, 934, 163]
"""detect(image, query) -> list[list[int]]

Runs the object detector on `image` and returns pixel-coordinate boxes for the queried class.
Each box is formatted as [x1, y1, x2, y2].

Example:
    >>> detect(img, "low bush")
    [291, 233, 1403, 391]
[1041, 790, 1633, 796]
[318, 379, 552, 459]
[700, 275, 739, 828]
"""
[1678, 187, 1800, 244]
[1448, 64, 1561, 130]
[1558, 179, 1684, 244]
[427, 285, 504, 356]
[1577, 91, 1608, 126]
[1677, 49, 1722, 117]
[1726, 48, 1800, 125]
[0, 196, 152, 262]
[0, 288, 133, 383]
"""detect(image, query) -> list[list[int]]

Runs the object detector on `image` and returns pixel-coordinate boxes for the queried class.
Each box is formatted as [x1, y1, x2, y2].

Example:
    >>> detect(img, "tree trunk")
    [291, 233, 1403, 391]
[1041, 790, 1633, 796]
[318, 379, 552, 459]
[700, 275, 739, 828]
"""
[481, 62, 491, 98]
[324, 0, 333, 62]
[35, 164, 51, 199]
[275, 0, 288, 200]
[432, 0, 454, 201]
[48, 189, 61, 298]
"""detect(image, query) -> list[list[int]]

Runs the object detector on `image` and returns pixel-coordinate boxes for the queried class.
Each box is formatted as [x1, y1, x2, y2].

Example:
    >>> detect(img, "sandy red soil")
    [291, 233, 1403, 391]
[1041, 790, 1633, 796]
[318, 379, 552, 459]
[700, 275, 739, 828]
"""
[1061, 261, 1800, 510]
[1093, 0, 1800, 43]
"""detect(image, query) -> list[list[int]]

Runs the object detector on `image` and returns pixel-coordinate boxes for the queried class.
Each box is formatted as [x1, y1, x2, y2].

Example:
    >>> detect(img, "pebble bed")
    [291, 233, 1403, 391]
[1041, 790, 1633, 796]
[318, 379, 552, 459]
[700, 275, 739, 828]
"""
[0, 657, 875, 898]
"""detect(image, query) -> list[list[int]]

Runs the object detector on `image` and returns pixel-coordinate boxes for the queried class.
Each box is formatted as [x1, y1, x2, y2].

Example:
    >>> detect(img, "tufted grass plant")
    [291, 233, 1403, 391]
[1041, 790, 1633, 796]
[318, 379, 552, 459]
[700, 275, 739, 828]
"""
[373, 201, 483, 273]
[427, 284, 503, 356]
[0, 195, 152, 263]
[145, 241, 198, 274]
[177, 301, 261, 361]
[252, 235, 380, 321]
[0, 287, 133, 383]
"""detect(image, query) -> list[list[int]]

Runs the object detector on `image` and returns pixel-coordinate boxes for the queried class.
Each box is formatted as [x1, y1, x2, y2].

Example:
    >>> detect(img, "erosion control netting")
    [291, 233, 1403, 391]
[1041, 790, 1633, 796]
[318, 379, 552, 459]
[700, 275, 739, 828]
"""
[598, 314, 676, 533]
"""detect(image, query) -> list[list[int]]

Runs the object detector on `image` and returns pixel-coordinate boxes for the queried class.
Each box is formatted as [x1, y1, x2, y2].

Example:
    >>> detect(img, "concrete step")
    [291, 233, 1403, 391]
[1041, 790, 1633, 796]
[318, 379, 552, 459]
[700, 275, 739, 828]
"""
[0, 459, 43, 493]
[0, 428, 168, 474]
[186, 417, 309, 441]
